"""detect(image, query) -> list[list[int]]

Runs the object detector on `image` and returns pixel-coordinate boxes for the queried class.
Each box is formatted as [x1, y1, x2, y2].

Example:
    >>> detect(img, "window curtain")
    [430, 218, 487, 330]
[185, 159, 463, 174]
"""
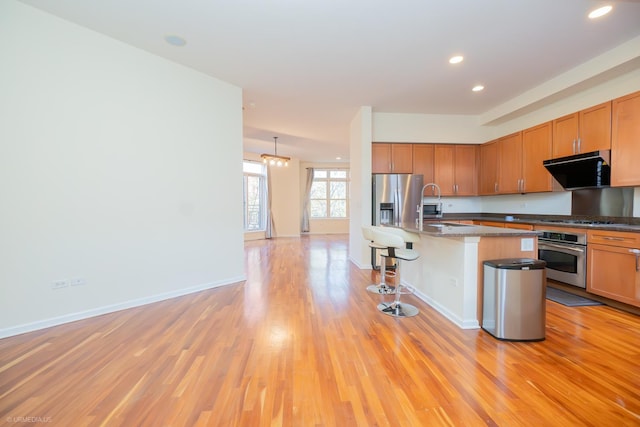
[301, 167, 314, 233]
[265, 164, 275, 239]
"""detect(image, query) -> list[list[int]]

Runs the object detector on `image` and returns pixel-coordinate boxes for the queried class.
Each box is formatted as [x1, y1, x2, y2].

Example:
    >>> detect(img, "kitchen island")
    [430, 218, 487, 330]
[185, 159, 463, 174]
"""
[393, 222, 540, 329]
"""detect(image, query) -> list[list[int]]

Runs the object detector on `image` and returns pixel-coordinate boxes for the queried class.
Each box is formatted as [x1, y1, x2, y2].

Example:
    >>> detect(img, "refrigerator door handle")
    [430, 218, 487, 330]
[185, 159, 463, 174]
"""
[394, 190, 399, 225]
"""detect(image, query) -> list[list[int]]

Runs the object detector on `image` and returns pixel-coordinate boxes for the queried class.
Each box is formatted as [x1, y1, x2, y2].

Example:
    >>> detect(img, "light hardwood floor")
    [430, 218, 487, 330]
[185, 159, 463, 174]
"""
[1, 234, 639, 426]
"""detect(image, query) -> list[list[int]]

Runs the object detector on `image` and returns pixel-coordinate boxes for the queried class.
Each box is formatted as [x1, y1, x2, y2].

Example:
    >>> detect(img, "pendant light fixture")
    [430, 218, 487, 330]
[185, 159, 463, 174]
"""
[261, 136, 290, 167]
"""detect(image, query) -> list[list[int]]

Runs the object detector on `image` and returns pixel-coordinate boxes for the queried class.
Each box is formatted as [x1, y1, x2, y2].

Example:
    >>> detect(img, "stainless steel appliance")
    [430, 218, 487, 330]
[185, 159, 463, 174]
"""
[372, 174, 424, 226]
[543, 150, 611, 190]
[538, 229, 587, 288]
[371, 174, 423, 270]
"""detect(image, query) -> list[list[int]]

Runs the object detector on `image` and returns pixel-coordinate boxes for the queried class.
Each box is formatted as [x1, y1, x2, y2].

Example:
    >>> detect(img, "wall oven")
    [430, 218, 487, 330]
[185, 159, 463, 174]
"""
[538, 229, 587, 288]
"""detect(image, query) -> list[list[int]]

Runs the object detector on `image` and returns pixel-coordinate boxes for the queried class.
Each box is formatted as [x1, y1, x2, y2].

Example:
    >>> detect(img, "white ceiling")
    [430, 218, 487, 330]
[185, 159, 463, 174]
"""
[18, 0, 640, 162]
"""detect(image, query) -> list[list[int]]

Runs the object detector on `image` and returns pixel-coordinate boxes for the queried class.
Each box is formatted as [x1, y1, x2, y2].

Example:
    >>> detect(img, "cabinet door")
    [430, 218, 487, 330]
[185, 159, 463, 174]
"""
[475, 221, 505, 228]
[579, 101, 611, 153]
[434, 144, 455, 196]
[498, 132, 523, 194]
[587, 243, 640, 307]
[505, 223, 534, 230]
[552, 113, 579, 158]
[372, 143, 392, 174]
[611, 91, 640, 187]
[522, 122, 553, 193]
[390, 143, 413, 173]
[479, 141, 499, 195]
[454, 145, 477, 195]
[412, 144, 434, 187]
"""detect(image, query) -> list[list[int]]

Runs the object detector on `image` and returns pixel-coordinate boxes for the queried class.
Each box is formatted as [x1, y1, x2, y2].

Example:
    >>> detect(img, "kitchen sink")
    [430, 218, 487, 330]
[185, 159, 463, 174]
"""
[424, 222, 470, 228]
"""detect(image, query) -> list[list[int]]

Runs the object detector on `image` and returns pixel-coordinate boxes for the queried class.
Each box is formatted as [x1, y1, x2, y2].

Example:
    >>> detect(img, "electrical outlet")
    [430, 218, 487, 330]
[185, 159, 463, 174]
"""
[52, 280, 69, 290]
[70, 278, 86, 286]
[521, 238, 534, 251]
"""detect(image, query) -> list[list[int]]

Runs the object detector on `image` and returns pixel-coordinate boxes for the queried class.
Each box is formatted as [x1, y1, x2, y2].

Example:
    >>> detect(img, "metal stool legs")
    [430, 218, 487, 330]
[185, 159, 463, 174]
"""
[377, 259, 419, 317]
[366, 252, 396, 295]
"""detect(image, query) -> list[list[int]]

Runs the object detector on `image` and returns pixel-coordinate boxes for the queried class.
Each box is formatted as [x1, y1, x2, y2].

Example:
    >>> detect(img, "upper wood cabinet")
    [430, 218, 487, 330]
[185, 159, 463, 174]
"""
[412, 144, 435, 185]
[522, 122, 554, 193]
[479, 141, 499, 195]
[552, 101, 611, 158]
[479, 124, 553, 195]
[453, 145, 478, 196]
[372, 143, 413, 173]
[552, 113, 578, 158]
[497, 132, 523, 194]
[434, 144, 477, 196]
[611, 90, 640, 187]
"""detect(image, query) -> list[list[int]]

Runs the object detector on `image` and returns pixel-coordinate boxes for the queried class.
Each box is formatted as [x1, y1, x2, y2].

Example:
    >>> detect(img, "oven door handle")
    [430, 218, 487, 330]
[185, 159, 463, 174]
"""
[539, 242, 585, 253]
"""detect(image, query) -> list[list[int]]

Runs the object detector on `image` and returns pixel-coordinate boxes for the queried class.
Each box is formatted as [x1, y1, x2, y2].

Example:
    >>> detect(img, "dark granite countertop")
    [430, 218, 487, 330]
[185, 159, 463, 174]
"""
[430, 213, 640, 233]
[397, 222, 540, 238]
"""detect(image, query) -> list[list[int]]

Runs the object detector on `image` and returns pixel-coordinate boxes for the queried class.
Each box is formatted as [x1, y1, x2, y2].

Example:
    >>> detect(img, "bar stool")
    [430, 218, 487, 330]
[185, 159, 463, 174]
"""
[371, 227, 420, 318]
[362, 226, 395, 294]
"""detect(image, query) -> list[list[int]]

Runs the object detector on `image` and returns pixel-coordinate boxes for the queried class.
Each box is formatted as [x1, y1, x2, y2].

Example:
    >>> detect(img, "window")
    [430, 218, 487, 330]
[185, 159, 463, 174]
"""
[243, 161, 267, 231]
[310, 169, 349, 218]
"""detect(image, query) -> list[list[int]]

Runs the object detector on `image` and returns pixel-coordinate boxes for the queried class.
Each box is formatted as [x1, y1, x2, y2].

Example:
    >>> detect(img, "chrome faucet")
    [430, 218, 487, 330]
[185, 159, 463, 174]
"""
[417, 183, 442, 231]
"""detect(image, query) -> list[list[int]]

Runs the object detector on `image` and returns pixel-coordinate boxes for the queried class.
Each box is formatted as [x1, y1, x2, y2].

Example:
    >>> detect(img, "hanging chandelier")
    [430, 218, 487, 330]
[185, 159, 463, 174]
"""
[261, 136, 290, 167]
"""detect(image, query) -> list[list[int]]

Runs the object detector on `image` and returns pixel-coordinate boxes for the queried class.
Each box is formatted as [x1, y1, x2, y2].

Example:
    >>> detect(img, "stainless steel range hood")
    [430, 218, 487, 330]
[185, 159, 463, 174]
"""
[543, 150, 611, 190]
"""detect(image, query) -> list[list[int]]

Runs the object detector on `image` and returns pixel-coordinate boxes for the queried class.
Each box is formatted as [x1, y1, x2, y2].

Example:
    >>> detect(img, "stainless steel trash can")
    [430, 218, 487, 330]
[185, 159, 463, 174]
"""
[482, 258, 546, 341]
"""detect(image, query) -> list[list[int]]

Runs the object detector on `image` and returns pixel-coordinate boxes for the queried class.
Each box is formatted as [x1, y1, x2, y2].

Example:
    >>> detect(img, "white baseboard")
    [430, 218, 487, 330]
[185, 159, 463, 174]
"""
[302, 231, 349, 235]
[0, 275, 246, 339]
[349, 257, 371, 270]
[410, 285, 480, 330]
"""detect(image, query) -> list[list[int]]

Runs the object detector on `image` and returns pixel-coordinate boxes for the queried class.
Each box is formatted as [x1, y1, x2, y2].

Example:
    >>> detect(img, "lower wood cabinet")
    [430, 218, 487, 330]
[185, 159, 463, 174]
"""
[504, 223, 534, 231]
[473, 220, 533, 230]
[474, 221, 505, 228]
[587, 230, 640, 307]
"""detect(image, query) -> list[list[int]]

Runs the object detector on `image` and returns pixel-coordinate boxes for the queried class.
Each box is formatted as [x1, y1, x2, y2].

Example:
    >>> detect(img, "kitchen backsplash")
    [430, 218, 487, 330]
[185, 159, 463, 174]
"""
[438, 187, 640, 218]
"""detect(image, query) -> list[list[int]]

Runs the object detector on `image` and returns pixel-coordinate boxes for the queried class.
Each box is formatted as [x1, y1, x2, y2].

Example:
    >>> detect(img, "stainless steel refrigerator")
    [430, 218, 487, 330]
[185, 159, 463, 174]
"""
[372, 174, 424, 227]
[371, 174, 423, 270]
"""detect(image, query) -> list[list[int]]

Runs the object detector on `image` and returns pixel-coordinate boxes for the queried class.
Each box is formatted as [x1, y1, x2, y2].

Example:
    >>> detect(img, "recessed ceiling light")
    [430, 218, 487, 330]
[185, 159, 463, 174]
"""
[449, 55, 464, 64]
[588, 5, 612, 19]
[164, 34, 187, 47]
[336, 156, 342, 160]
[472, 85, 484, 92]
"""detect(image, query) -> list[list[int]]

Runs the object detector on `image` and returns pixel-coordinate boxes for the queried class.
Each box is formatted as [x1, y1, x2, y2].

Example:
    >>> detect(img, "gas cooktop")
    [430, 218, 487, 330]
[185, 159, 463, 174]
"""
[544, 219, 616, 225]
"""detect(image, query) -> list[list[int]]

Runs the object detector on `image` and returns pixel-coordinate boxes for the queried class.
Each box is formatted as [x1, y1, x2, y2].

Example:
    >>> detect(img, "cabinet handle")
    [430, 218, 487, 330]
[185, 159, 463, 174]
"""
[603, 236, 625, 241]
[633, 249, 640, 272]
[494, 182, 498, 193]
[630, 249, 640, 272]
[577, 138, 581, 153]
[572, 139, 576, 154]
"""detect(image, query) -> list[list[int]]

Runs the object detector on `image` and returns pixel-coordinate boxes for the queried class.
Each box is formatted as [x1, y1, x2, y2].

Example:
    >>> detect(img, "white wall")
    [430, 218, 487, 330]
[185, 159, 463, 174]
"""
[0, 1, 245, 337]
[349, 107, 373, 268]
[373, 113, 490, 144]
